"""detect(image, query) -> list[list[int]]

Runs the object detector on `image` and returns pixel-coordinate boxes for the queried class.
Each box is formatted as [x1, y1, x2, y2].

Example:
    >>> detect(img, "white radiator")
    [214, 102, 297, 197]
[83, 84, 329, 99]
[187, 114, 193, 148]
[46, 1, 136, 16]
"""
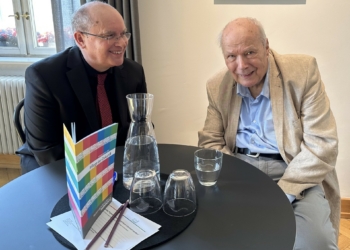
[0, 76, 25, 154]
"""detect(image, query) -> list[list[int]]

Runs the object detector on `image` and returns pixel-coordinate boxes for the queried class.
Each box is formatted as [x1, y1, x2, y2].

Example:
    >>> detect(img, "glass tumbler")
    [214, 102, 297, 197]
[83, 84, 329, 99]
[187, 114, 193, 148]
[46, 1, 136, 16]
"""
[194, 148, 223, 186]
[163, 169, 196, 217]
[129, 169, 162, 215]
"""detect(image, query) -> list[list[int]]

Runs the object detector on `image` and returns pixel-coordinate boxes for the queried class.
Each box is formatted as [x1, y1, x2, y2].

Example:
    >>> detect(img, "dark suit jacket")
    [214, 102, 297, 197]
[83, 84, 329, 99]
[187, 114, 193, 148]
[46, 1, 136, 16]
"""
[17, 46, 147, 169]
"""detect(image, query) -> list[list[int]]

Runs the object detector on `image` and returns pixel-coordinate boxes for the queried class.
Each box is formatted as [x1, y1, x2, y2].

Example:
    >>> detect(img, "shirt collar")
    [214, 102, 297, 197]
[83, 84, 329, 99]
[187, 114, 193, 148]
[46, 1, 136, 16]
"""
[237, 65, 270, 99]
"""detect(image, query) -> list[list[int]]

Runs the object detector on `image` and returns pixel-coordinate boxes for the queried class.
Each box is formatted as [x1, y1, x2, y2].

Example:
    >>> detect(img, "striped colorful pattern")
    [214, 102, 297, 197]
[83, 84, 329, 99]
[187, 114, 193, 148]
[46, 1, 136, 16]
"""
[63, 123, 118, 237]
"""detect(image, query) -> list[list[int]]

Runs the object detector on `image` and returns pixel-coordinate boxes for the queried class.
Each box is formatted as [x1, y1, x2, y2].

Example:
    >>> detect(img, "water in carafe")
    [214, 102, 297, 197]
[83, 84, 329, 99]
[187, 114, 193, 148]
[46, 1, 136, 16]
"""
[123, 135, 160, 189]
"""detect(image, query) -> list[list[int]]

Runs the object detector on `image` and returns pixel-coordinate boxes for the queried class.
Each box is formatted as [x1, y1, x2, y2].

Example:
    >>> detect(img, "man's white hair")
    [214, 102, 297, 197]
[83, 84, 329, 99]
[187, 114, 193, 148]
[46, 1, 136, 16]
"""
[218, 17, 267, 49]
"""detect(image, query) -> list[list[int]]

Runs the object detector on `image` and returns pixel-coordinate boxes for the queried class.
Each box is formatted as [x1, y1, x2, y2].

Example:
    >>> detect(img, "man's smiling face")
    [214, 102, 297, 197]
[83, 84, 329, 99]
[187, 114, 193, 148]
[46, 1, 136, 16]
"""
[78, 4, 128, 72]
[221, 19, 269, 88]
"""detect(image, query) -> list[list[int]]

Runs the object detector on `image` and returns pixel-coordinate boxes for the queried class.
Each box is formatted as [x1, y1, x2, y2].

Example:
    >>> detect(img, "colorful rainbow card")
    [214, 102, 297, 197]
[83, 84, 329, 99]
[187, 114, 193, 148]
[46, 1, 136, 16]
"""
[63, 123, 118, 238]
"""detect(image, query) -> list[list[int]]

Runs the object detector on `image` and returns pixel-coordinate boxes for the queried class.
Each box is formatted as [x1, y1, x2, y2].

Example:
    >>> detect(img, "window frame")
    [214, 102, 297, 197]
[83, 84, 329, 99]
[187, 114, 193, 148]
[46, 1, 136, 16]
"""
[0, 0, 56, 57]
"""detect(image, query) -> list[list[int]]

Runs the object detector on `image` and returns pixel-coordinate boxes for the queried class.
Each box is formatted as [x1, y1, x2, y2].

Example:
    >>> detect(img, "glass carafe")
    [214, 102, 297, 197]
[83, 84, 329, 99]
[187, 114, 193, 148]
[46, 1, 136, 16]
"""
[126, 93, 155, 139]
[123, 93, 160, 190]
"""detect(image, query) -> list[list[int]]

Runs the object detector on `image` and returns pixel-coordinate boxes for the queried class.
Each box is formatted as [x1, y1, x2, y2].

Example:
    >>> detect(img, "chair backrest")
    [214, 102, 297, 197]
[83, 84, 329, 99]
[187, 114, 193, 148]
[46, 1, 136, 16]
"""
[13, 98, 25, 144]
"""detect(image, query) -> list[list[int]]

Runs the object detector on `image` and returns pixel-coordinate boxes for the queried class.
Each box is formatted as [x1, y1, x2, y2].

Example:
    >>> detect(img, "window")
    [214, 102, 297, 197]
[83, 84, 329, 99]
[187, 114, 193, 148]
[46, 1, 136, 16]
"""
[0, 0, 56, 56]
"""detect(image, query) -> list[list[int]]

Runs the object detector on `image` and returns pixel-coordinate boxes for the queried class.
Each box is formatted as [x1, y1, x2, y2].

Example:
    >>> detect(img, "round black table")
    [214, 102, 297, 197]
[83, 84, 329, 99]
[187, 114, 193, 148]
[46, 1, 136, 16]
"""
[0, 144, 295, 249]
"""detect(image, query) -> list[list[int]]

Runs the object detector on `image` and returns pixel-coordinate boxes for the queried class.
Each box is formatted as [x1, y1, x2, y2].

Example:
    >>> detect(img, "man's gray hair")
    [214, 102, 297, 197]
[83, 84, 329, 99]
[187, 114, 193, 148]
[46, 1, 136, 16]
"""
[218, 17, 267, 48]
[71, 1, 109, 33]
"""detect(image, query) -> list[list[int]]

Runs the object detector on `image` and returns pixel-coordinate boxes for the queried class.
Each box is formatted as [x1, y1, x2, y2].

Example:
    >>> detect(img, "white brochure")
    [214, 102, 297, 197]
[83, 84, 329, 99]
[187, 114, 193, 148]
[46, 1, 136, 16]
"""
[47, 198, 161, 250]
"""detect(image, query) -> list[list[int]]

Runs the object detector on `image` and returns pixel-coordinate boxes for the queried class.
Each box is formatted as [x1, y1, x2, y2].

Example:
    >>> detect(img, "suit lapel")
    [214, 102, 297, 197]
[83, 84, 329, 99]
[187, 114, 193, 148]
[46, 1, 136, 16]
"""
[223, 72, 242, 151]
[269, 52, 286, 159]
[113, 66, 129, 126]
[66, 47, 99, 131]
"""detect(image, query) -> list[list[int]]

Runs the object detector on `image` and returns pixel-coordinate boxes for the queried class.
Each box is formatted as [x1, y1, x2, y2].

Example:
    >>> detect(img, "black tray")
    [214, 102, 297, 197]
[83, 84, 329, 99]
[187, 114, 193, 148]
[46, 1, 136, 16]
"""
[50, 173, 197, 249]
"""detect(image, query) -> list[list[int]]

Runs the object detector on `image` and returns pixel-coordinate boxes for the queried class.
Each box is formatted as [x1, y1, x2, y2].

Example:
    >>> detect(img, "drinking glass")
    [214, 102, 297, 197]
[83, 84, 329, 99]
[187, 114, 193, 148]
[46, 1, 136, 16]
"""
[163, 169, 196, 217]
[129, 169, 162, 215]
[123, 135, 160, 190]
[194, 148, 223, 186]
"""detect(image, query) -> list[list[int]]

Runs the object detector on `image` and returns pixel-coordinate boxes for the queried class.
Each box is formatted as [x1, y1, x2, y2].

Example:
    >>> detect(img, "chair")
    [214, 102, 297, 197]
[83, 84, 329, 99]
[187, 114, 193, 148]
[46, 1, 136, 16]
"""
[13, 98, 25, 143]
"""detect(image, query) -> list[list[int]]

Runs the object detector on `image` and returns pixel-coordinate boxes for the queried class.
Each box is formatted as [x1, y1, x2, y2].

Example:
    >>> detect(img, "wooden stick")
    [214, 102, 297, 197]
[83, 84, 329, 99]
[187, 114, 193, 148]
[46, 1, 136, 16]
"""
[104, 200, 130, 248]
[85, 201, 126, 250]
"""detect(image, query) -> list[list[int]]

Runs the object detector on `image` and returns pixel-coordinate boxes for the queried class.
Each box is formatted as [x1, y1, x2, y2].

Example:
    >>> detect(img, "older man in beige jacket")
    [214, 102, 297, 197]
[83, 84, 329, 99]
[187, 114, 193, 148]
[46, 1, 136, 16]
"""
[199, 17, 339, 250]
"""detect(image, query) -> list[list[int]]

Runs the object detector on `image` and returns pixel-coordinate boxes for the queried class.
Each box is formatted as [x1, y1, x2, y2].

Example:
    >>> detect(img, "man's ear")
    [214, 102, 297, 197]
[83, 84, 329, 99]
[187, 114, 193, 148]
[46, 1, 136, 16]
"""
[265, 38, 270, 53]
[74, 32, 86, 49]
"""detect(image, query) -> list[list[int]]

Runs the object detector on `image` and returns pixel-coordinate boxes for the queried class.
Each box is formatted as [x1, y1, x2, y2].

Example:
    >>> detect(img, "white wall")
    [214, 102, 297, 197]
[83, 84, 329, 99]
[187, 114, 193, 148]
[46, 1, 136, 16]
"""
[138, 0, 350, 197]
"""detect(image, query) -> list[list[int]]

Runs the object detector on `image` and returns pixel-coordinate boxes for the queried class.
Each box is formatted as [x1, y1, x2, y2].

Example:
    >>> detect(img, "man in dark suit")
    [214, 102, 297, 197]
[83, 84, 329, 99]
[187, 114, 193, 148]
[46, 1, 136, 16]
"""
[17, 1, 147, 173]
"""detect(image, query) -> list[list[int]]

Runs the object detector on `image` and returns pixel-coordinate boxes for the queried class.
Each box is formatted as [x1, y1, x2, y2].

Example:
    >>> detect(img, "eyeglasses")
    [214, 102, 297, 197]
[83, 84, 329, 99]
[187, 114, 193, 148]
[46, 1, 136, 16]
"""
[80, 31, 131, 44]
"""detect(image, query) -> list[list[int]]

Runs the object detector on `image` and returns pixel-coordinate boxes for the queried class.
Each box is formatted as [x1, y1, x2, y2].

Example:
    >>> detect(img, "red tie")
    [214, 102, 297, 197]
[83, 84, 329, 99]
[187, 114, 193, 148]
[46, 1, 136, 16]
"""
[97, 73, 112, 127]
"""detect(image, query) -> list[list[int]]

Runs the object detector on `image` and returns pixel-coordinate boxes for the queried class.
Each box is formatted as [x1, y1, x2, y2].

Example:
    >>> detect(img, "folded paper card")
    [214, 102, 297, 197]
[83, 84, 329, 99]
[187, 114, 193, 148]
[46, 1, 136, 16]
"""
[63, 123, 118, 238]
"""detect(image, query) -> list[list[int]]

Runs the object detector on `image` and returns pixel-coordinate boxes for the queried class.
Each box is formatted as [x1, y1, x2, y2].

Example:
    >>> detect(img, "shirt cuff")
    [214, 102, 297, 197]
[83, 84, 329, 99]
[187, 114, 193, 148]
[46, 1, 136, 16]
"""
[286, 193, 296, 203]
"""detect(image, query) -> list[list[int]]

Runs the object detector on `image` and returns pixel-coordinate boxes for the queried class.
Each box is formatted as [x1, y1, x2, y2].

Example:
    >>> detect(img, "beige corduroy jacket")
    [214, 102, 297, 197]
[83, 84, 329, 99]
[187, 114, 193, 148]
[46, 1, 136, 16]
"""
[198, 49, 340, 234]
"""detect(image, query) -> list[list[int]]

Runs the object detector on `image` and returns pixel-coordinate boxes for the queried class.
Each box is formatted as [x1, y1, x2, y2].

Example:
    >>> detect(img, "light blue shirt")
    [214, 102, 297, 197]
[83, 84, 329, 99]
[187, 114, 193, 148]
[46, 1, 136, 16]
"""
[235, 70, 295, 203]
[236, 69, 279, 154]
